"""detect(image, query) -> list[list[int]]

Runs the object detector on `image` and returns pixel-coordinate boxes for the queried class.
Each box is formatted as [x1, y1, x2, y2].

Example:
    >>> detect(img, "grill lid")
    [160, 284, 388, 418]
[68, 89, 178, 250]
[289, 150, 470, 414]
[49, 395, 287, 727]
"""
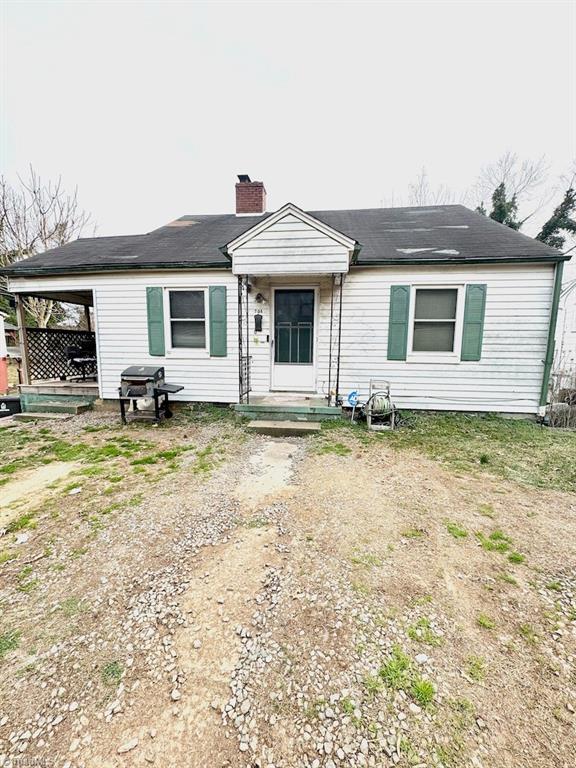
[121, 365, 164, 379]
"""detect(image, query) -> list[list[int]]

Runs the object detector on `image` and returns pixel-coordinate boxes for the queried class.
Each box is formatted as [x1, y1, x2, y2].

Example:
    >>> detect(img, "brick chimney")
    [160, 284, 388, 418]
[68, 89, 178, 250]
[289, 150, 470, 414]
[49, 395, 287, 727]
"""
[235, 174, 266, 215]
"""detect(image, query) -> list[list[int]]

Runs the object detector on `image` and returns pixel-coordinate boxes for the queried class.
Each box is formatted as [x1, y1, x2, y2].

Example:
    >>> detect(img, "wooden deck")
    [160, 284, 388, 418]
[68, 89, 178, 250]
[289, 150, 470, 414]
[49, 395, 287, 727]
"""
[19, 380, 99, 398]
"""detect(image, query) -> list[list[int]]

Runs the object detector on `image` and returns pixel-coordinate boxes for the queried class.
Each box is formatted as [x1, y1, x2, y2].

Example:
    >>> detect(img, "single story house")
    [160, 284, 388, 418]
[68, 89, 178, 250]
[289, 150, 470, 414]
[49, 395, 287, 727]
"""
[1, 175, 570, 417]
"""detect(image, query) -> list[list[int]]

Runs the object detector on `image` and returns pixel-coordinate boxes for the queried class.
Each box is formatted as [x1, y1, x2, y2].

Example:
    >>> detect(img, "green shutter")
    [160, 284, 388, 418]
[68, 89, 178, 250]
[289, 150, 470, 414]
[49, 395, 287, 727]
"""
[146, 287, 165, 356]
[209, 286, 227, 357]
[461, 284, 487, 361]
[387, 285, 410, 360]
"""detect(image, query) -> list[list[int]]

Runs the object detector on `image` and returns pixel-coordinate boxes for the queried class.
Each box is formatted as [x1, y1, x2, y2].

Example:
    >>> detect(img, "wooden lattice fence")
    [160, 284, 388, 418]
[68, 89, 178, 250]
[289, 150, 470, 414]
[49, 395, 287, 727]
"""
[27, 328, 97, 381]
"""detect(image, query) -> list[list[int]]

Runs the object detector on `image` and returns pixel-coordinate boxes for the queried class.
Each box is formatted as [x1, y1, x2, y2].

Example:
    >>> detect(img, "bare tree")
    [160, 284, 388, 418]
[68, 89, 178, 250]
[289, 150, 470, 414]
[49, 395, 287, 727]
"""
[475, 151, 549, 200]
[473, 152, 551, 225]
[0, 167, 92, 326]
[407, 168, 457, 206]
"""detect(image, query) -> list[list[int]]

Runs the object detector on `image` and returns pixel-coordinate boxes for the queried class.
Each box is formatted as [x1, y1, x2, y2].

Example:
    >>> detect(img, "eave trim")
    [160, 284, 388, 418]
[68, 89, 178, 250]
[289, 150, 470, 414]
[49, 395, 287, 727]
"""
[2, 261, 231, 278]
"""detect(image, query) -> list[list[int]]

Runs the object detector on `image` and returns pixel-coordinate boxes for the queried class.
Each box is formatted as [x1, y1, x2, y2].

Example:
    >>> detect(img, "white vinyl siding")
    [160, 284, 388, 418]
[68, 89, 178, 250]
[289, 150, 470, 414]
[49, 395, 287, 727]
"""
[331, 264, 553, 413]
[9, 271, 239, 403]
[9, 261, 555, 413]
[245, 263, 554, 413]
[232, 213, 350, 275]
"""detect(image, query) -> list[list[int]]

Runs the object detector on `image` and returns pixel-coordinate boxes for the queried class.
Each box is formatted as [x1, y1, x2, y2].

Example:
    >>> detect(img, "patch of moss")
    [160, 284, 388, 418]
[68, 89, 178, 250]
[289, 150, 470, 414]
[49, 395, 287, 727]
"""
[101, 660, 123, 685]
[7, 513, 36, 533]
[0, 630, 21, 658]
[446, 521, 468, 539]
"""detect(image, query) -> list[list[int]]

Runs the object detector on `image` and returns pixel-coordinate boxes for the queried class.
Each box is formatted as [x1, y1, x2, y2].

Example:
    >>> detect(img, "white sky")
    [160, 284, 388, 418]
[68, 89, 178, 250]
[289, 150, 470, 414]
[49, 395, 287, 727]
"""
[1, 0, 575, 238]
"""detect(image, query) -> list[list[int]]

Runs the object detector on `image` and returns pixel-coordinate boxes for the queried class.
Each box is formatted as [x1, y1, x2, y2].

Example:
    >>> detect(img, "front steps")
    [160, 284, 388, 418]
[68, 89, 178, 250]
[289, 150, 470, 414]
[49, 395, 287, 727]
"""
[246, 420, 321, 436]
[234, 395, 341, 423]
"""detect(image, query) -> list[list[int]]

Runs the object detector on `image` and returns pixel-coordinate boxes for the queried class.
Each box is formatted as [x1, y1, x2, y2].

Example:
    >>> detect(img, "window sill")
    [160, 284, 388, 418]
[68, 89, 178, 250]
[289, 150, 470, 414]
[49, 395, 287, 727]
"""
[406, 353, 461, 365]
[165, 349, 210, 359]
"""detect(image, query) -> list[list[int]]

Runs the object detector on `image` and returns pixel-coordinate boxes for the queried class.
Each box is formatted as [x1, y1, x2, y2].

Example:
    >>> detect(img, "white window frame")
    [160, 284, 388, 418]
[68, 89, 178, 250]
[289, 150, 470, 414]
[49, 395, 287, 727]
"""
[163, 287, 210, 358]
[406, 284, 465, 364]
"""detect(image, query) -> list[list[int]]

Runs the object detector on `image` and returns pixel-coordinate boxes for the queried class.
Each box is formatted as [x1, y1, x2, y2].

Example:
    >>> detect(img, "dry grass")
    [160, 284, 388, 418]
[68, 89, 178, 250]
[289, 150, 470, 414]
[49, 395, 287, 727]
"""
[1, 412, 575, 767]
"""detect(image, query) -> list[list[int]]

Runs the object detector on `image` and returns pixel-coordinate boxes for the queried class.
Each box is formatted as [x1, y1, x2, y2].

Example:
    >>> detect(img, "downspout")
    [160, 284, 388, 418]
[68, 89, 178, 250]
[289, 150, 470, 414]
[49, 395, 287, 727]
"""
[539, 260, 564, 408]
[335, 273, 344, 406]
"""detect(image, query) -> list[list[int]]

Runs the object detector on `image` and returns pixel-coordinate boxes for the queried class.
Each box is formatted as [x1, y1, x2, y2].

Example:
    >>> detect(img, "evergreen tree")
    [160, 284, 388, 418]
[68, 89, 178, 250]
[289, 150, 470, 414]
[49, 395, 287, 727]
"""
[536, 186, 576, 250]
[475, 183, 520, 229]
[489, 183, 520, 229]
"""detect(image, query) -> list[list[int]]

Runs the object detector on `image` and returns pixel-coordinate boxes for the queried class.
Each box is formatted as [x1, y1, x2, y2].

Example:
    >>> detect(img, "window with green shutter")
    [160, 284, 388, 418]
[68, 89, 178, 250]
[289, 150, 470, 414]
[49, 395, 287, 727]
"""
[390, 283, 487, 362]
[146, 286, 228, 357]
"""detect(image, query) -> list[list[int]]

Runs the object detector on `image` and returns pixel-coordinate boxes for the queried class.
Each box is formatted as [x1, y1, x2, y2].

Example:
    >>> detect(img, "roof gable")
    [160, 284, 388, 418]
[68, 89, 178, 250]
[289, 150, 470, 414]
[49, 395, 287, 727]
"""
[225, 203, 357, 253]
[226, 203, 358, 276]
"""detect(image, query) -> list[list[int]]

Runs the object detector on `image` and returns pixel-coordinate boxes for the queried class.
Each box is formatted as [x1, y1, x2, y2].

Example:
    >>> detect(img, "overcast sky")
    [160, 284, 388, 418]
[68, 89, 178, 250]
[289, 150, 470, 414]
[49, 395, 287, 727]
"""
[1, 0, 575, 238]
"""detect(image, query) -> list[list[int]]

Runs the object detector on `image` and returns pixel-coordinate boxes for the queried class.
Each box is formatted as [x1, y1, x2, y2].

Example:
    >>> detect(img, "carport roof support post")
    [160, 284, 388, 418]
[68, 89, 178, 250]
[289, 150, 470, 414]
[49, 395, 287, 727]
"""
[15, 294, 30, 386]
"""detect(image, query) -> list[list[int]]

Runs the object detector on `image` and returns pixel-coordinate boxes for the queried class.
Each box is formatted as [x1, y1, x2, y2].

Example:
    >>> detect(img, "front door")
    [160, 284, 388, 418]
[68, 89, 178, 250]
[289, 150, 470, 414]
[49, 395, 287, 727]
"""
[271, 288, 316, 391]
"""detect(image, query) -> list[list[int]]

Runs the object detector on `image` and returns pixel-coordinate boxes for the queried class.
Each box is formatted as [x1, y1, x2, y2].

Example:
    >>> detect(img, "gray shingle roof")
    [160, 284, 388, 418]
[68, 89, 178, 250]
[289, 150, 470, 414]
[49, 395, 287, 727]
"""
[1, 204, 565, 277]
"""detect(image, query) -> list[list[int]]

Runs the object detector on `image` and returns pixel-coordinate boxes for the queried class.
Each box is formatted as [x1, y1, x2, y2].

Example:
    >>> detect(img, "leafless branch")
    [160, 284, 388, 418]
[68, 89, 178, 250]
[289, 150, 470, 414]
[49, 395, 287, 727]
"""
[473, 151, 549, 205]
[407, 168, 457, 206]
[0, 166, 92, 326]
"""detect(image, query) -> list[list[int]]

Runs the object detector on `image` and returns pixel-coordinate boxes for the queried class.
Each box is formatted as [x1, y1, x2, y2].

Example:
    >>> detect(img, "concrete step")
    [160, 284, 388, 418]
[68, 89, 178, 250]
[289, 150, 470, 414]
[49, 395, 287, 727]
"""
[13, 412, 73, 422]
[27, 400, 93, 415]
[246, 419, 321, 436]
[235, 404, 341, 422]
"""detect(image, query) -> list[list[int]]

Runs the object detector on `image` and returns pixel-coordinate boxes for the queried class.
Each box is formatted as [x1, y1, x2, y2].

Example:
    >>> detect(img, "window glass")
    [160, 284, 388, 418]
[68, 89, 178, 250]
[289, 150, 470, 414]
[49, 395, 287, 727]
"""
[412, 288, 458, 353]
[168, 290, 206, 349]
[171, 321, 206, 348]
[413, 321, 455, 352]
[169, 290, 205, 319]
[415, 289, 457, 320]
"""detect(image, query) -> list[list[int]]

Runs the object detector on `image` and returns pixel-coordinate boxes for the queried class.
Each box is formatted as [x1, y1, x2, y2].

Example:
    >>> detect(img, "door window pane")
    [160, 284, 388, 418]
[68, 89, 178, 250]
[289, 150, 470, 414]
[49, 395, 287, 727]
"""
[415, 289, 457, 320]
[276, 325, 291, 363]
[275, 290, 314, 323]
[297, 325, 312, 364]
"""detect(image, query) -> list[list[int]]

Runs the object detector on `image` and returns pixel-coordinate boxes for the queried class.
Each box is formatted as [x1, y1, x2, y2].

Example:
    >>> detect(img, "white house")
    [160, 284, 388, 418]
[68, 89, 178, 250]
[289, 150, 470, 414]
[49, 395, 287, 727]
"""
[1, 176, 570, 418]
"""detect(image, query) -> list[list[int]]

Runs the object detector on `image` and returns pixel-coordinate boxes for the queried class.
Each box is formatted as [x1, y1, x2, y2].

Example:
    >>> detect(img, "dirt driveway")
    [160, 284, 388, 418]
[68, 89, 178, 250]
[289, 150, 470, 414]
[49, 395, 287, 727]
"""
[0, 411, 574, 768]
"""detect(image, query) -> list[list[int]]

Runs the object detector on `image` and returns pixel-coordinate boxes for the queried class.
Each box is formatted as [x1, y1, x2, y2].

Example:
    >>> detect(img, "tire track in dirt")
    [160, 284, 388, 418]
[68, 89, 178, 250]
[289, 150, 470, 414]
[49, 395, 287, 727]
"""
[86, 439, 295, 768]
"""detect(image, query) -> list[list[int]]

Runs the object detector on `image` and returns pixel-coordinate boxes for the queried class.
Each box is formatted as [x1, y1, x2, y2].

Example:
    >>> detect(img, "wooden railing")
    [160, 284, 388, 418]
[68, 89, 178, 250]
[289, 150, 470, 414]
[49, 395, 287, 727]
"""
[26, 328, 97, 381]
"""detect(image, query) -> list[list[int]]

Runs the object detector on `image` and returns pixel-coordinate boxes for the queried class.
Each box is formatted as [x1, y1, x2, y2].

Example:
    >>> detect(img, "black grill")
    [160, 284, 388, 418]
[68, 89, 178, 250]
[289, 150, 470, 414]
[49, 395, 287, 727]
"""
[118, 365, 183, 424]
[120, 366, 165, 398]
